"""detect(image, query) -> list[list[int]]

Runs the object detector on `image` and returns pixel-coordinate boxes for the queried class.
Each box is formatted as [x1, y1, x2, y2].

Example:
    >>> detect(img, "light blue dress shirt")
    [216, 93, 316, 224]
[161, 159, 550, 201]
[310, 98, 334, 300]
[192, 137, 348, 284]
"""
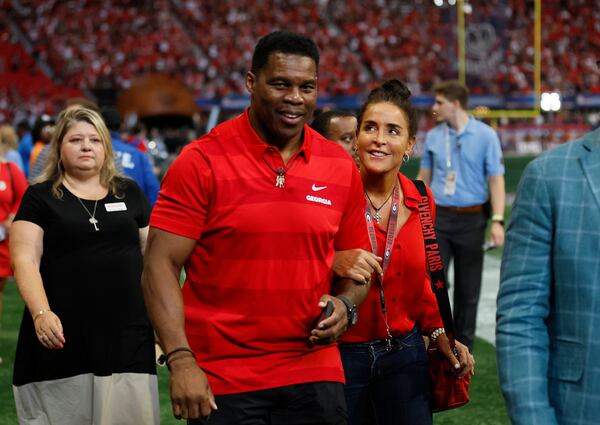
[420, 117, 504, 207]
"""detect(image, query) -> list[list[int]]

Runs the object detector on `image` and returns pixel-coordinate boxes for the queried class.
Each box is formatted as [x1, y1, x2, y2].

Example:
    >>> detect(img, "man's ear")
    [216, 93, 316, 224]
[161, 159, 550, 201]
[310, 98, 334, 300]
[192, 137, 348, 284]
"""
[246, 71, 256, 95]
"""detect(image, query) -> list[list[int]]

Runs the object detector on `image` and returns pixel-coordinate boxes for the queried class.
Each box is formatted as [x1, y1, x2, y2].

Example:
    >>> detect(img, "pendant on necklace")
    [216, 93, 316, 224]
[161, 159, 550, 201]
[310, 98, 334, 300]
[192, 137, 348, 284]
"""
[374, 211, 382, 224]
[89, 217, 99, 231]
[275, 171, 285, 188]
[275, 174, 285, 188]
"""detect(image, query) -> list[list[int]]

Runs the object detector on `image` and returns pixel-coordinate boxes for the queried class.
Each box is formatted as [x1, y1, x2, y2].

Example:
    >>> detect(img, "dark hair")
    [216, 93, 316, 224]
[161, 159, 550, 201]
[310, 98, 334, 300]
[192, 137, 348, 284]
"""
[16, 120, 31, 132]
[251, 31, 320, 75]
[433, 80, 469, 109]
[101, 106, 121, 132]
[32, 114, 55, 142]
[357, 79, 418, 139]
[311, 110, 355, 139]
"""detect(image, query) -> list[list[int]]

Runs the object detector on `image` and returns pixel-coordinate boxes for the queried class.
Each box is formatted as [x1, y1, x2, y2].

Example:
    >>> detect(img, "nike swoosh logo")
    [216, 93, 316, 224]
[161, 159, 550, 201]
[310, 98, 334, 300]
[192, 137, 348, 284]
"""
[312, 184, 327, 191]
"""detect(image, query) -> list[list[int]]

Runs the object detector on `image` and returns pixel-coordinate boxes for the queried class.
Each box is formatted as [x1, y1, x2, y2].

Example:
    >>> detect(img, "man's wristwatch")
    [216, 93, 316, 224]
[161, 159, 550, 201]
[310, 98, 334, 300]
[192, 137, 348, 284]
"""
[491, 214, 504, 226]
[336, 295, 358, 327]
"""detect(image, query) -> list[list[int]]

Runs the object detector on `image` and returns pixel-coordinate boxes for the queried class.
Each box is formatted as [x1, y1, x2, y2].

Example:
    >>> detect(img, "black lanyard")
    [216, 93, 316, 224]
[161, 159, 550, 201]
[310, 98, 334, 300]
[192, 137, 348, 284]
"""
[365, 181, 400, 348]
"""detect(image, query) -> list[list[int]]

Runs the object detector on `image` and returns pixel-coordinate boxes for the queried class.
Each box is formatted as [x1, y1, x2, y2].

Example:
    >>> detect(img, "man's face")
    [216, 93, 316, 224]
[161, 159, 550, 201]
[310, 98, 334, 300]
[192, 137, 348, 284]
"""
[246, 52, 318, 147]
[432, 94, 457, 123]
[327, 116, 358, 157]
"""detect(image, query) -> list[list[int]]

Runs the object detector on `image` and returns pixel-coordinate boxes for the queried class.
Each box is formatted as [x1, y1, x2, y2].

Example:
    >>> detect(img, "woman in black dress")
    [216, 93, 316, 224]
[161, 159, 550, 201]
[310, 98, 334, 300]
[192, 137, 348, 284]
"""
[10, 108, 159, 424]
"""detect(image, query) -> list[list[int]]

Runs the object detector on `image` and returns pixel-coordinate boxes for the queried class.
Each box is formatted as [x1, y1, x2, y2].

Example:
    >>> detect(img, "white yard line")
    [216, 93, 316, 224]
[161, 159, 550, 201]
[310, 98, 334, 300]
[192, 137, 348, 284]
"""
[446, 253, 501, 346]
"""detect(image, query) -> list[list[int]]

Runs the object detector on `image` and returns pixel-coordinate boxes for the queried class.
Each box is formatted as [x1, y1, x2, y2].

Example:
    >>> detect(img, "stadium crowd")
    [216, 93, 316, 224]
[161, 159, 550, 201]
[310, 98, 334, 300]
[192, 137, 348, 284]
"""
[1, 0, 599, 123]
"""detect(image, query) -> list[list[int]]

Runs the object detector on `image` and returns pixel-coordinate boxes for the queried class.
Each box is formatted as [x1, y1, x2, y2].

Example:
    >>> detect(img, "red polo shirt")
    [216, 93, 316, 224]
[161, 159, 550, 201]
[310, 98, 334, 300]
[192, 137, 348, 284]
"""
[341, 172, 443, 343]
[150, 110, 368, 394]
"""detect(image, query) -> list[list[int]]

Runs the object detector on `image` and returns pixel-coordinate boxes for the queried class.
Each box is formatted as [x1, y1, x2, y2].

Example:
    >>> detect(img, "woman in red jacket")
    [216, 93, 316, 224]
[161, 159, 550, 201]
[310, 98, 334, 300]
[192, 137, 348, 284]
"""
[0, 125, 28, 364]
[333, 80, 474, 425]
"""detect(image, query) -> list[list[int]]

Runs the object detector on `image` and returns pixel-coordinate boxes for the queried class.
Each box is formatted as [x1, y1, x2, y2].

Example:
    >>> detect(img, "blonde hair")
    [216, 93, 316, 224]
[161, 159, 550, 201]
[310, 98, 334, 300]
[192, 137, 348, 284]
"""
[0, 125, 19, 156]
[35, 108, 122, 198]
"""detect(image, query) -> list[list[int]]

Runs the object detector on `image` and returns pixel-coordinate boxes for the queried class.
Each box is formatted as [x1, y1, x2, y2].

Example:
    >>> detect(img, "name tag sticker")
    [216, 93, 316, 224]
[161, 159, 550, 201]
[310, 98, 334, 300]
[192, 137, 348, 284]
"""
[104, 202, 127, 212]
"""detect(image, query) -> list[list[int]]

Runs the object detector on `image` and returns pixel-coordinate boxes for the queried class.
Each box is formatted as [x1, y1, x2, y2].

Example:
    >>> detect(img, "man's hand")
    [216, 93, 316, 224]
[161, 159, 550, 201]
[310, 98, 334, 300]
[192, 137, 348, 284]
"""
[333, 249, 382, 284]
[169, 357, 218, 420]
[308, 295, 349, 345]
[488, 221, 505, 248]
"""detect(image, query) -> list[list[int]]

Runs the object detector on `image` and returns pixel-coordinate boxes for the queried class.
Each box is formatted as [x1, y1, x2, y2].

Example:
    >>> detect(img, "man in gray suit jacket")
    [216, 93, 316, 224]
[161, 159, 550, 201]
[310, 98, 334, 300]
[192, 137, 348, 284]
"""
[496, 126, 600, 425]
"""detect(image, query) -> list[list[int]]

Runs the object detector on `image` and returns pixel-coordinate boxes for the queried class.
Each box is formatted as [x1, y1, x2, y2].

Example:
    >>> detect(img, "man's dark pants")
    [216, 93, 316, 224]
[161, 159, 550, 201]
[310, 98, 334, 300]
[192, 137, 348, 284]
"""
[435, 207, 487, 350]
[188, 381, 347, 425]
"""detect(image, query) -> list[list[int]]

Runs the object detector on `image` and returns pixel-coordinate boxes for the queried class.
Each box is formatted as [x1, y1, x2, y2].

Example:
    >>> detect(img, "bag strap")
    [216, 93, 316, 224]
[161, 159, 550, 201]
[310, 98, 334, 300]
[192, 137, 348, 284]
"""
[412, 179, 456, 345]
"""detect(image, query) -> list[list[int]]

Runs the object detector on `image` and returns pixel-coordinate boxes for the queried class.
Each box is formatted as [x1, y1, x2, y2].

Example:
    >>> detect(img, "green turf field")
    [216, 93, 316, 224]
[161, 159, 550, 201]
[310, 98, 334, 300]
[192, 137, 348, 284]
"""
[0, 280, 510, 424]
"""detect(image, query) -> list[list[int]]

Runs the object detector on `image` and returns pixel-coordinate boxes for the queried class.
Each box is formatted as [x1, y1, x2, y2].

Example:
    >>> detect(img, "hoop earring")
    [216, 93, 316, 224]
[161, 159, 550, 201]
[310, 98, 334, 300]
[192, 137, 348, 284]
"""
[402, 153, 410, 163]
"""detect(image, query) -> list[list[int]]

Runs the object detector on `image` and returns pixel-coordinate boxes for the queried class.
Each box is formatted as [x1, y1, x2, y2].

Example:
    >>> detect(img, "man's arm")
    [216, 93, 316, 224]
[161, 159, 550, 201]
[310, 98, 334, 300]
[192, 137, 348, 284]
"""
[488, 174, 506, 246]
[496, 159, 558, 425]
[141, 228, 217, 420]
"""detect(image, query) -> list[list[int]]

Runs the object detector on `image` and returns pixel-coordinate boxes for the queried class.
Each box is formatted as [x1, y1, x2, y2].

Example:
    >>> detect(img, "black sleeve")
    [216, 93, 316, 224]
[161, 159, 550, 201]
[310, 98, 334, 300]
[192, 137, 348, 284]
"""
[14, 183, 51, 229]
[124, 178, 151, 228]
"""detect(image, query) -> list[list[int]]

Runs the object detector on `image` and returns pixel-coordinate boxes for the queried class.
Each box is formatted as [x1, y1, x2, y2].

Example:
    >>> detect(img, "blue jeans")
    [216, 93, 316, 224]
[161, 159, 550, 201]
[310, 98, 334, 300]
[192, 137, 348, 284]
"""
[339, 327, 432, 425]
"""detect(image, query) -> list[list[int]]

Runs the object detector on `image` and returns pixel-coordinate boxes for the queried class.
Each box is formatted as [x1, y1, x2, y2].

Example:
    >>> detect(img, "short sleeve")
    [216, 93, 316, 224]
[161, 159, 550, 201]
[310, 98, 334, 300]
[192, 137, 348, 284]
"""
[485, 129, 505, 177]
[419, 131, 434, 170]
[128, 178, 151, 228]
[334, 164, 369, 250]
[150, 144, 214, 239]
[14, 184, 50, 229]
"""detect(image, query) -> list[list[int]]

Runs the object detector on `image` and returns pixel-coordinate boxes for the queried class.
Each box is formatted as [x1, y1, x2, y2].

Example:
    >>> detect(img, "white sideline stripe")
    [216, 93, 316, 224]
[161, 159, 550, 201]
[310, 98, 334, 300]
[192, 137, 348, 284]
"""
[446, 254, 501, 346]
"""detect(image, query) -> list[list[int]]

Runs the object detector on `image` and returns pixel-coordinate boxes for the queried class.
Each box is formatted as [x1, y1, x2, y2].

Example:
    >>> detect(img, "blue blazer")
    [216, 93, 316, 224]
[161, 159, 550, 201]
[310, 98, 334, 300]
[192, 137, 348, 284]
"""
[497, 128, 600, 425]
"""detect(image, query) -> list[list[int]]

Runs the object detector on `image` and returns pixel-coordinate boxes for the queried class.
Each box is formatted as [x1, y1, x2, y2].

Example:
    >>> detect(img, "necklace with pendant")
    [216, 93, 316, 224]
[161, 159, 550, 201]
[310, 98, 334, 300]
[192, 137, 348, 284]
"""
[76, 197, 100, 231]
[365, 187, 396, 224]
[262, 156, 294, 189]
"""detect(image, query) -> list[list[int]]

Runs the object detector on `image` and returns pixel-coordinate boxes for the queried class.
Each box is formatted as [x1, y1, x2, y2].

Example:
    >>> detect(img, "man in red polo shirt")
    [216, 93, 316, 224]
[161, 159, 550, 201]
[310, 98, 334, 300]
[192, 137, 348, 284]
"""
[142, 31, 371, 424]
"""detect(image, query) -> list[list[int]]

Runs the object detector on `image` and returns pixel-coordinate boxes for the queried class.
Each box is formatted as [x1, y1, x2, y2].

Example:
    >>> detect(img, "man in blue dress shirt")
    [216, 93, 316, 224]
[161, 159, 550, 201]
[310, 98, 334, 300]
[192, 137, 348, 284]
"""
[417, 81, 505, 350]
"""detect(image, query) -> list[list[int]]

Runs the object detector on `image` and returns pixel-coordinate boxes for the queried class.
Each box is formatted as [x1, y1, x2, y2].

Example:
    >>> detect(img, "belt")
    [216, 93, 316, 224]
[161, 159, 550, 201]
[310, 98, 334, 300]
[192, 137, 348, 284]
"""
[438, 204, 484, 214]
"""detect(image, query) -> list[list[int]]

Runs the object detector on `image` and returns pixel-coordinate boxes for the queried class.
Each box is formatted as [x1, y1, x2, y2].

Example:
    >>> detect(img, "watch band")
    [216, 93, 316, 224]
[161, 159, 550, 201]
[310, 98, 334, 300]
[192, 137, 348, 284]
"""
[336, 295, 357, 327]
[336, 295, 352, 312]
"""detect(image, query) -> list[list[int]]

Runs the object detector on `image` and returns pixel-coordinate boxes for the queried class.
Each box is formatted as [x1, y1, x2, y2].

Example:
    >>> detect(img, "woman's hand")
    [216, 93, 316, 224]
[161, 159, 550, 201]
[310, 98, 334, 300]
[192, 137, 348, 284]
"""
[435, 333, 475, 378]
[332, 249, 382, 284]
[34, 310, 65, 349]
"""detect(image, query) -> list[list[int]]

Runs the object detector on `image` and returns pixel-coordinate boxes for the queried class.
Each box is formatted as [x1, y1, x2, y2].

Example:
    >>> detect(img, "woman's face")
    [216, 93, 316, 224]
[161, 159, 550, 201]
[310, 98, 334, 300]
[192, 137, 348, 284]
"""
[357, 102, 415, 176]
[60, 121, 106, 174]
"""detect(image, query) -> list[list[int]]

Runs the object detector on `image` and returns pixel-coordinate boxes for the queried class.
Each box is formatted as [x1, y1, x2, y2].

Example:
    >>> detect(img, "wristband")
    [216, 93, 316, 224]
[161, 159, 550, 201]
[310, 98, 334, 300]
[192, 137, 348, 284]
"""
[158, 347, 196, 370]
[33, 308, 51, 321]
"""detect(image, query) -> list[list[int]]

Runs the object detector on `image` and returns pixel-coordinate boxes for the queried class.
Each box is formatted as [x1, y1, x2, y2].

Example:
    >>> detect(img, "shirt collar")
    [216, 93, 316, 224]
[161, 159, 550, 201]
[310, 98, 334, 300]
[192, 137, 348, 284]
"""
[446, 115, 474, 137]
[398, 172, 422, 210]
[238, 108, 312, 163]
